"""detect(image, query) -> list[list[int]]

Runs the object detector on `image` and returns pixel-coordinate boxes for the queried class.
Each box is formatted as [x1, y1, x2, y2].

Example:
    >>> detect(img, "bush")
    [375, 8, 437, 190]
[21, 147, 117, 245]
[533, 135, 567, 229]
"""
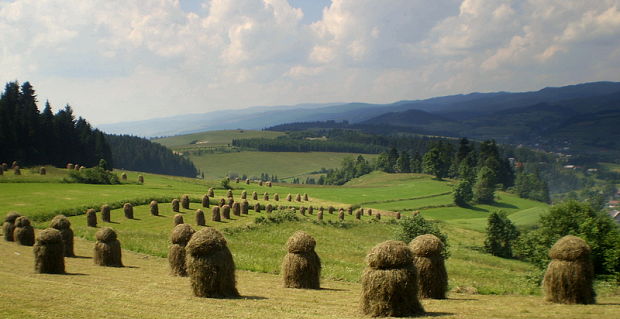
[484, 211, 519, 258]
[66, 161, 119, 185]
[453, 180, 473, 207]
[395, 214, 449, 258]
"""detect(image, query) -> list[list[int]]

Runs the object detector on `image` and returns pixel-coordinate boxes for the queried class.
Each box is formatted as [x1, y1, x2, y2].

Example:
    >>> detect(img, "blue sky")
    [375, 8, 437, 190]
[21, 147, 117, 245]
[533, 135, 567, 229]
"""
[1, 0, 619, 125]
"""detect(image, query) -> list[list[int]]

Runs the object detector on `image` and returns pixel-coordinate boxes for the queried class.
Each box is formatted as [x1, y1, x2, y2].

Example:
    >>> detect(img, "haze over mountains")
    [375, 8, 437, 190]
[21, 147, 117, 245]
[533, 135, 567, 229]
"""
[99, 81, 620, 158]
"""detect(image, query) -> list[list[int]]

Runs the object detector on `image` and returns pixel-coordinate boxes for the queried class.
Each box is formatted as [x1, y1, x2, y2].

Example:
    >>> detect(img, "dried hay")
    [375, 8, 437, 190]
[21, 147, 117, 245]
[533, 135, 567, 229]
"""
[86, 208, 97, 227]
[13, 216, 35, 246]
[34, 228, 65, 274]
[409, 234, 448, 299]
[282, 231, 321, 289]
[50, 215, 74, 257]
[94, 227, 123, 267]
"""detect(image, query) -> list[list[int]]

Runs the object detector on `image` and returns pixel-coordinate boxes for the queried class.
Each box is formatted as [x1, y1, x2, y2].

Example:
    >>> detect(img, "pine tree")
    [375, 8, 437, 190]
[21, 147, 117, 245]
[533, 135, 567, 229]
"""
[473, 166, 496, 203]
[484, 211, 519, 258]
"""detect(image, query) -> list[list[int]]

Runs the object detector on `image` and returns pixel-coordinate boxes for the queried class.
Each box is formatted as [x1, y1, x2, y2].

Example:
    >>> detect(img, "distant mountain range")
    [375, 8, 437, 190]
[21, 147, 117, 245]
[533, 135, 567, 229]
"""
[98, 81, 620, 159]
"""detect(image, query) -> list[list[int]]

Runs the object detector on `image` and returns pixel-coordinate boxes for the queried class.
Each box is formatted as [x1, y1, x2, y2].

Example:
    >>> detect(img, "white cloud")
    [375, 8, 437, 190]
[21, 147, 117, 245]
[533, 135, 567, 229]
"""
[1, 0, 619, 125]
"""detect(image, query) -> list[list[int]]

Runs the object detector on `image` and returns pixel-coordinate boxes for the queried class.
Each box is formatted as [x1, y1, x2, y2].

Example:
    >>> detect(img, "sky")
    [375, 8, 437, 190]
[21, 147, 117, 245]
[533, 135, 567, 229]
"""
[1, 0, 620, 125]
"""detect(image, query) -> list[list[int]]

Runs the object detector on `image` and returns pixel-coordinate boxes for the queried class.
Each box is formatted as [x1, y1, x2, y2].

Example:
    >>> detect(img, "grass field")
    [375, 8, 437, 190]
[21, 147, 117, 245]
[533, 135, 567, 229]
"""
[189, 151, 378, 181]
[1, 234, 619, 319]
[153, 129, 285, 148]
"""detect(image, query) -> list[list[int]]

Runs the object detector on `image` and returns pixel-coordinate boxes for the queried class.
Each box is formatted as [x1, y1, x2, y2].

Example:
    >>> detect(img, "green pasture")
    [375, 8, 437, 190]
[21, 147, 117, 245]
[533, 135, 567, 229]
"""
[153, 129, 285, 148]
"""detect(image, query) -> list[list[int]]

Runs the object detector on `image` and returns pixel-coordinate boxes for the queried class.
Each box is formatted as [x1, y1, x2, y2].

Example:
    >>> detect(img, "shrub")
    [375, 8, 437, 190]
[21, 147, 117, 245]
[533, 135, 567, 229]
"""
[484, 211, 519, 258]
[66, 161, 119, 185]
[396, 214, 449, 258]
[453, 180, 473, 207]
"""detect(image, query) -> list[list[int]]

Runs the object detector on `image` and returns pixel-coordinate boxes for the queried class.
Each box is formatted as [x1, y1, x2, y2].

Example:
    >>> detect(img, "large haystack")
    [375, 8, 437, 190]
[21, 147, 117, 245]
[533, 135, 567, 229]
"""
[50, 215, 75, 257]
[361, 240, 424, 317]
[172, 199, 180, 212]
[86, 208, 97, 227]
[3, 212, 21, 241]
[409, 234, 448, 299]
[123, 203, 134, 219]
[181, 194, 190, 210]
[13, 216, 35, 246]
[101, 204, 111, 222]
[202, 194, 210, 208]
[195, 209, 206, 226]
[282, 231, 321, 289]
[150, 200, 159, 216]
[241, 201, 249, 215]
[543, 235, 595, 304]
[169, 224, 195, 276]
[212, 206, 221, 222]
[232, 202, 240, 216]
[222, 205, 231, 219]
[34, 228, 65, 274]
[185, 228, 239, 298]
[94, 227, 123, 267]
[173, 214, 184, 226]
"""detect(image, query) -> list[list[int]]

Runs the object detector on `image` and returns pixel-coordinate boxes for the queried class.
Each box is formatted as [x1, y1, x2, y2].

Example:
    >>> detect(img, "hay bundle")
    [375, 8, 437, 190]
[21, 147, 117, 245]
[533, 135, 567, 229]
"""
[266, 204, 273, 213]
[252, 191, 258, 200]
[274, 193, 280, 201]
[226, 197, 234, 207]
[347, 207, 353, 215]
[101, 204, 111, 222]
[259, 181, 263, 186]
[123, 203, 134, 219]
[173, 214, 184, 226]
[317, 211, 323, 221]
[13, 165, 21, 175]
[241, 201, 249, 215]
[3, 212, 21, 241]
[195, 209, 206, 226]
[222, 205, 231, 219]
[185, 228, 239, 298]
[33, 228, 65, 274]
[50, 215, 74, 257]
[202, 194, 210, 208]
[181, 194, 190, 210]
[79, 166, 86, 171]
[543, 235, 595, 304]
[13, 216, 35, 246]
[86, 209, 97, 227]
[328, 206, 335, 214]
[303, 193, 308, 201]
[412, 210, 420, 216]
[263, 192, 269, 201]
[355, 210, 362, 220]
[319, 207, 324, 214]
[282, 231, 321, 289]
[169, 224, 195, 276]
[66, 163, 73, 170]
[172, 199, 180, 212]
[121, 172, 127, 181]
[286, 194, 292, 202]
[150, 200, 159, 216]
[74, 164, 80, 170]
[39, 167, 46, 175]
[254, 203, 261, 213]
[226, 190, 233, 198]
[232, 202, 240, 216]
[361, 240, 424, 317]
[208, 188, 214, 197]
[308, 206, 314, 215]
[212, 206, 221, 222]
[235, 178, 240, 183]
[375, 213, 381, 220]
[94, 227, 123, 267]
[11, 160, 18, 168]
[241, 191, 247, 200]
[396, 212, 401, 220]
[300, 207, 306, 216]
[219, 198, 226, 207]
[246, 179, 250, 185]
[267, 181, 272, 187]
[138, 175, 144, 183]
[295, 194, 301, 202]
[409, 234, 448, 299]
[338, 210, 344, 221]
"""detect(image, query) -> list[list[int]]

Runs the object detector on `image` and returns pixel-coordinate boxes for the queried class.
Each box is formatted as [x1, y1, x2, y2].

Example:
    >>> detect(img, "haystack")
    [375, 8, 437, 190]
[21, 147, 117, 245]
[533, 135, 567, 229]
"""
[121, 172, 127, 181]
[34, 228, 65, 274]
[355, 210, 362, 220]
[347, 207, 353, 215]
[286, 194, 292, 202]
[173, 213, 184, 226]
[338, 210, 344, 221]
[246, 179, 250, 185]
[101, 204, 111, 222]
[274, 193, 280, 201]
[295, 194, 301, 202]
[94, 227, 123, 267]
[303, 193, 308, 201]
[138, 175, 144, 183]
[300, 207, 306, 216]
[254, 203, 261, 213]
[308, 206, 314, 215]
[195, 209, 206, 226]
[86, 208, 97, 227]
[226, 190, 233, 198]
[66, 163, 73, 170]
[410, 234, 448, 299]
[212, 206, 221, 222]
[222, 205, 231, 219]
[181, 194, 190, 210]
[375, 213, 381, 220]
[185, 228, 239, 298]
[241, 191, 247, 200]
[219, 198, 226, 207]
[226, 197, 234, 207]
[361, 240, 424, 317]
[328, 206, 335, 214]
[11, 160, 17, 168]
[202, 194, 210, 208]
[150, 200, 159, 216]
[266, 204, 273, 213]
[241, 201, 249, 215]
[39, 167, 46, 175]
[13, 216, 35, 246]
[267, 181, 272, 187]
[208, 188, 214, 197]
[263, 192, 269, 201]
[543, 235, 595, 304]
[13, 165, 21, 175]
[368, 209, 373, 216]
[317, 211, 323, 221]
[259, 181, 263, 186]
[282, 231, 321, 289]
[396, 212, 401, 220]
[3, 212, 21, 241]
[50, 215, 75, 257]
[232, 202, 241, 216]
[123, 203, 134, 219]
[172, 199, 180, 212]
[169, 224, 195, 276]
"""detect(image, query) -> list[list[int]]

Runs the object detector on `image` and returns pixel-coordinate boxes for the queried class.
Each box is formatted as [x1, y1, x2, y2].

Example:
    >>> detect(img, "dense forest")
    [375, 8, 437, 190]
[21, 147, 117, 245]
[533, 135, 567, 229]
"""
[0, 81, 198, 178]
[0, 81, 113, 168]
[105, 134, 198, 178]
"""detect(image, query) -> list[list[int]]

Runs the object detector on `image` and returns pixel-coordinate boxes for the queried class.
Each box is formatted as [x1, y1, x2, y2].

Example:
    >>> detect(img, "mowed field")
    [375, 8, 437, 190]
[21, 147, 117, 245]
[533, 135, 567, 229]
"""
[153, 129, 285, 149]
[1, 168, 619, 318]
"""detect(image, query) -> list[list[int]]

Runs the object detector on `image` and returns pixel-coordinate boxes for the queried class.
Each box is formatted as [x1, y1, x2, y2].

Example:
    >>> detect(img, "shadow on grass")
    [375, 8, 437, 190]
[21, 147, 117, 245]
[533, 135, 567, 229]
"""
[70, 255, 92, 259]
[319, 287, 348, 292]
[489, 202, 518, 209]
[64, 272, 88, 276]
[240, 295, 268, 300]
[424, 311, 455, 317]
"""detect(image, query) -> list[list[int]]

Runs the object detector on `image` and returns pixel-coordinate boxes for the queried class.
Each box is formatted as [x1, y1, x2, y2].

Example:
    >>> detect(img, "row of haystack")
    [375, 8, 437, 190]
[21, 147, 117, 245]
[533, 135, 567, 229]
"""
[119, 172, 144, 183]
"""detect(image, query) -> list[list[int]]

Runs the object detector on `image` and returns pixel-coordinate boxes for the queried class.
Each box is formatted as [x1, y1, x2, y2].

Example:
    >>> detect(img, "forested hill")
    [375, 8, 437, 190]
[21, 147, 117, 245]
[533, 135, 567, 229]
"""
[104, 134, 198, 178]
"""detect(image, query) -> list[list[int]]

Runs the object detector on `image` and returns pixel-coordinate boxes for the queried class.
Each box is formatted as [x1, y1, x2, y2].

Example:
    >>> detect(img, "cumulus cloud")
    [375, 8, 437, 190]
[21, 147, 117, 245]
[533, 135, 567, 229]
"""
[0, 0, 619, 124]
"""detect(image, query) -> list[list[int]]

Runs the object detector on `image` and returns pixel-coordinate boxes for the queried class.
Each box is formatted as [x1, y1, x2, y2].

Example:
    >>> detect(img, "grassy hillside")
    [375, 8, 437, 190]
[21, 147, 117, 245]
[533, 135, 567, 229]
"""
[154, 129, 285, 149]
[189, 151, 378, 181]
